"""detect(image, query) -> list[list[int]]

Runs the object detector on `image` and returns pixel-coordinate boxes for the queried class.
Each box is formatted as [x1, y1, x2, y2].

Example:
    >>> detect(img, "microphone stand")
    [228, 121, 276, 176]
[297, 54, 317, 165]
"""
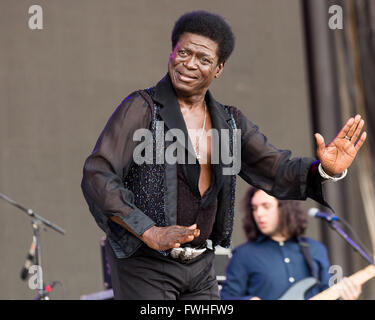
[326, 219, 375, 266]
[0, 192, 65, 300]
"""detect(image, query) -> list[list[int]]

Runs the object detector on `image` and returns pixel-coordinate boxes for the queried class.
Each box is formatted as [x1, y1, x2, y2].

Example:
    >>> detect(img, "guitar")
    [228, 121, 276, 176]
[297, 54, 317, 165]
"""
[278, 264, 375, 300]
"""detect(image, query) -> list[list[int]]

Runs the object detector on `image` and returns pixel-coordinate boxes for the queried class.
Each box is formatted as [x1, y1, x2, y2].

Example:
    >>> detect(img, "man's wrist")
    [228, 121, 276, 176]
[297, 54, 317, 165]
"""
[318, 163, 347, 182]
[141, 225, 159, 246]
[321, 166, 335, 177]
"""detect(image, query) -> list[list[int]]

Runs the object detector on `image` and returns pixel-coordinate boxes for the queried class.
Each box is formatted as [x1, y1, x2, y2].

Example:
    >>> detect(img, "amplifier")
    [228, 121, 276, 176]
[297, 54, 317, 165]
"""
[100, 236, 112, 289]
[212, 245, 232, 289]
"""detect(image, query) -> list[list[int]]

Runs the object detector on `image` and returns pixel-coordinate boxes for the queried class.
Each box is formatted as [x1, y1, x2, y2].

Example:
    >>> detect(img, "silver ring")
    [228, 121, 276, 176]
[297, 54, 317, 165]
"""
[345, 135, 351, 141]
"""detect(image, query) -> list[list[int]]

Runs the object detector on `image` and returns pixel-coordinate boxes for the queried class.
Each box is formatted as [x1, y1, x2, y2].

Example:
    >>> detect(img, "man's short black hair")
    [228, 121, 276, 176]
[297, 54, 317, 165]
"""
[171, 11, 235, 64]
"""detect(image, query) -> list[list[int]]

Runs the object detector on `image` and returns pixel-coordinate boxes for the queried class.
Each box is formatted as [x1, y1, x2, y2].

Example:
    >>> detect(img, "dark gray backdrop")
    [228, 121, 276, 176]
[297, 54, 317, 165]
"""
[0, 0, 362, 299]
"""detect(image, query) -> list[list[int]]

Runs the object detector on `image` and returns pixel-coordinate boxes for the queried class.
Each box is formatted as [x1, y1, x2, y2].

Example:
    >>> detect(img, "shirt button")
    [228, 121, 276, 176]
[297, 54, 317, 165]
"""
[279, 241, 284, 246]
[289, 277, 295, 283]
[284, 258, 290, 263]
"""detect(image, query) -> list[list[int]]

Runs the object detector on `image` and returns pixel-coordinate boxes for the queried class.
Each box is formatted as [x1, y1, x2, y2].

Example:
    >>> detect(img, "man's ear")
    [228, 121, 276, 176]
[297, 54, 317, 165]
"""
[215, 61, 226, 78]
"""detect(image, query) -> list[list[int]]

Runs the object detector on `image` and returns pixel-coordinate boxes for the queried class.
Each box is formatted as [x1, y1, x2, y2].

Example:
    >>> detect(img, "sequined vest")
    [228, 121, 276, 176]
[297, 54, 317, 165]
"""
[123, 87, 237, 248]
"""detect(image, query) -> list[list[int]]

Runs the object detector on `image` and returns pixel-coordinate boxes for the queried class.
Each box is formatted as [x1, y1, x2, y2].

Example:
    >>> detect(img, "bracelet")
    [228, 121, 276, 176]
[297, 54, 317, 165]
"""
[318, 163, 347, 182]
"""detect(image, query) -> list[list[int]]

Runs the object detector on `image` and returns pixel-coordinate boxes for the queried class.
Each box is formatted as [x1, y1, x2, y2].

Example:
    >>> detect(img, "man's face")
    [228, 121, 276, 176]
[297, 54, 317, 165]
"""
[168, 32, 224, 96]
[251, 190, 281, 238]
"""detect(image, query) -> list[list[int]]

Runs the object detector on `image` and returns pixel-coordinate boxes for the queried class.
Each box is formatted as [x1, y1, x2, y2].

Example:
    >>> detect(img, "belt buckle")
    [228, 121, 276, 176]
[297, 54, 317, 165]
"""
[170, 247, 206, 262]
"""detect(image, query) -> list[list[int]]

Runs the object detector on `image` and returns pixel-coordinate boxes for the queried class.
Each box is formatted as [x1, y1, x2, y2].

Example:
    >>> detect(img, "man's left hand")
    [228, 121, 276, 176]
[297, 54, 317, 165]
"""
[315, 114, 367, 176]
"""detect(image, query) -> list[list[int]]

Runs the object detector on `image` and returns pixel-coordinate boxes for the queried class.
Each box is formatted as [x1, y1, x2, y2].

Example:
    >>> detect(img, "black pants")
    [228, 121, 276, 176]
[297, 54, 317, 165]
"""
[105, 241, 220, 300]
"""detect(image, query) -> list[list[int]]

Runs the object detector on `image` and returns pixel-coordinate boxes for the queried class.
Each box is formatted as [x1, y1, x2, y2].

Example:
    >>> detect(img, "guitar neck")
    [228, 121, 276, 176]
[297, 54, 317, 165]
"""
[309, 265, 375, 300]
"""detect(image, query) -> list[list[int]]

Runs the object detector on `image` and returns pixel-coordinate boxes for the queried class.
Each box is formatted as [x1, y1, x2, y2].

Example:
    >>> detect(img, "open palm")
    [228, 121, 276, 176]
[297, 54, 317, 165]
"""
[315, 115, 367, 176]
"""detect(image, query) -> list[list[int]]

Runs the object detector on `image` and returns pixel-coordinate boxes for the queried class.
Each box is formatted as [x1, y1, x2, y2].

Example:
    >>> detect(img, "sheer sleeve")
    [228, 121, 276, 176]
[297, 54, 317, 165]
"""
[81, 91, 156, 237]
[231, 107, 329, 207]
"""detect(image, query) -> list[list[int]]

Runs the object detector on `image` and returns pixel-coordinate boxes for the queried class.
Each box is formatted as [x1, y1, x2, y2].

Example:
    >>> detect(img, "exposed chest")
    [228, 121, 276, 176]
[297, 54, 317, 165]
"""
[180, 107, 213, 164]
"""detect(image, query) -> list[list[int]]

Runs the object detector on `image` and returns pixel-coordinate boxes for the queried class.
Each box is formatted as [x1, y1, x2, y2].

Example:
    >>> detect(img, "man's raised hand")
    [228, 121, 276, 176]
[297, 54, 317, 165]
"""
[315, 114, 367, 176]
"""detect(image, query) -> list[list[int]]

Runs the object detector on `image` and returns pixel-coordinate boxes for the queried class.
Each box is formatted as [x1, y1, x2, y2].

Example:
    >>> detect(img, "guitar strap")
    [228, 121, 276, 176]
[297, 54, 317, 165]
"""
[298, 237, 320, 285]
